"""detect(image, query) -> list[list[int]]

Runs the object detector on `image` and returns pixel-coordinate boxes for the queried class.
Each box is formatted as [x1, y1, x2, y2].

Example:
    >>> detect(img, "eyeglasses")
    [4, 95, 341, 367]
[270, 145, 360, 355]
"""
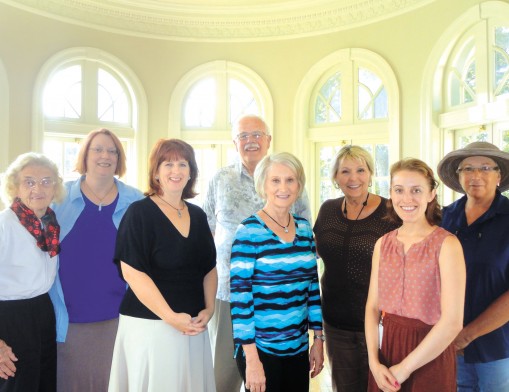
[21, 177, 55, 189]
[456, 165, 500, 175]
[236, 131, 267, 142]
[89, 147, 119, 156]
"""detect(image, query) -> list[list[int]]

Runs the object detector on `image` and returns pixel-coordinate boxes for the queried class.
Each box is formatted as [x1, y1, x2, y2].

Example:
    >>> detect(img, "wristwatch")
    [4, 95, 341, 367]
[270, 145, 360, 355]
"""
[313, 334, 325, 342]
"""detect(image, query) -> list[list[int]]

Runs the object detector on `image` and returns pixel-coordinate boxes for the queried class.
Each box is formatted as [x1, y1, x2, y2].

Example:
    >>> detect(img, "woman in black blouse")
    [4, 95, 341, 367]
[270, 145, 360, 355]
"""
[108, 139, 217, 392]
[313, 145, 398, 392]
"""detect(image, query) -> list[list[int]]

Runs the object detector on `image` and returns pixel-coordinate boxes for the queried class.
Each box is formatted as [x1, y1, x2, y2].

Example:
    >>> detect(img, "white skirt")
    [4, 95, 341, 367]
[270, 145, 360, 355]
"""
[108, 315, 216, 392]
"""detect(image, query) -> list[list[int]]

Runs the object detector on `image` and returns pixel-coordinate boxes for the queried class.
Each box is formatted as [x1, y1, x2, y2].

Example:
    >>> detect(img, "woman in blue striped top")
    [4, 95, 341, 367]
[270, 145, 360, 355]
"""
[230, 152, 324, 392]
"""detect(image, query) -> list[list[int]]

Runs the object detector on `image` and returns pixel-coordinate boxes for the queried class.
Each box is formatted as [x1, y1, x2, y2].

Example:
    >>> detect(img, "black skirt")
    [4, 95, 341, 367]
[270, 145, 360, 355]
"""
[0, 293, 56, 392]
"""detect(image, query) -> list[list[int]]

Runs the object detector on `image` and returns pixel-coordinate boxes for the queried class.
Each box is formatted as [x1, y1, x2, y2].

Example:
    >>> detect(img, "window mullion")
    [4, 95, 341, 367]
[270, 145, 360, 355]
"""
[82, 60, 99, 122]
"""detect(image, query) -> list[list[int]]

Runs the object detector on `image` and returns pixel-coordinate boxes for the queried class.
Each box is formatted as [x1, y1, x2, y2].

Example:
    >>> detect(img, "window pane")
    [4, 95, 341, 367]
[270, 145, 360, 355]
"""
[229, 79, 259, 126]
[184, 78, 216, 128]
[43, 65, 82, 119]
[358, 85, 372, 120]
[464, 62, 476, 103]
[501, 129, 509, 152]
[43, 138, 81, 182]
[374, 144, 389, 177]
[374, 88, 388, 118]
[358, 68, 387, 119]
[359, 68, 382, 93]
[98, 69, 129, 123]
[374, 144, 389, 198]
[314, 72, 341, 124]
[189, 146, 219, 207]
[494, 26, 509, 96]
[318, 145, 343, 205]
[360, 143, 389, 198]
[457, 131, 489, 147]
[449, 41, 476, 106]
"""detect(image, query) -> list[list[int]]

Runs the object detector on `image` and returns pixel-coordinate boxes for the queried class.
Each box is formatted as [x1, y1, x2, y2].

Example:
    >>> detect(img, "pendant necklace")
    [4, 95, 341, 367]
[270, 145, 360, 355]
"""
[261, 209, 291, 233]
[83, 179, 116, 212]
[157, 194, 185, 218]
[343, 193, 370, 221]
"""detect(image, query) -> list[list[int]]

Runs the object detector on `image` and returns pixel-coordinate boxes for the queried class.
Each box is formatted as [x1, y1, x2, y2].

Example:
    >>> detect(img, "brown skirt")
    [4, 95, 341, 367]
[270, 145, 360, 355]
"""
[57, 318, 119, 392]
[368, 313, 456, 392]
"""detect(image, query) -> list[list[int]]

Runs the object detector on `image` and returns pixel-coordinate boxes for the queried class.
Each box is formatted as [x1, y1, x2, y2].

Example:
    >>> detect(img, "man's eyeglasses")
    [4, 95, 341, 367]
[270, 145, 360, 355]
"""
[456, 165, 499, 175]
[236, 131, 267, 142]
[89, 147, 119, 156]
[21, 177, 55, 189]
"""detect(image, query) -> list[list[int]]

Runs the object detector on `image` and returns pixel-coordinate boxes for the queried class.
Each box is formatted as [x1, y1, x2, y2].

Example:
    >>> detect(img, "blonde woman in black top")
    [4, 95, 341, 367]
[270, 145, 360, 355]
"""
[313, 145, 398, 392]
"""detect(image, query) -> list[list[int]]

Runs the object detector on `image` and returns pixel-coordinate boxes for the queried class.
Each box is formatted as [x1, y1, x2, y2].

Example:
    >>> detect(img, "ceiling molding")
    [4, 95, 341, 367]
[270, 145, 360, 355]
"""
[2, 0, 436, 42]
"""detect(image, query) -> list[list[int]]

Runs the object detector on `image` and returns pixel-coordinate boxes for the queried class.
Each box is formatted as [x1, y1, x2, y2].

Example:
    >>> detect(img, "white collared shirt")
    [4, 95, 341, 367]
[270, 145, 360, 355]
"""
[0, 209, 57, 300]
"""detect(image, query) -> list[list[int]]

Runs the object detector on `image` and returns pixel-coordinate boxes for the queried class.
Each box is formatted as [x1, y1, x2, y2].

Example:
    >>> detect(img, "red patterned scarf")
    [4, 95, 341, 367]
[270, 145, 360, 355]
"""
[10, 198, 61, 258]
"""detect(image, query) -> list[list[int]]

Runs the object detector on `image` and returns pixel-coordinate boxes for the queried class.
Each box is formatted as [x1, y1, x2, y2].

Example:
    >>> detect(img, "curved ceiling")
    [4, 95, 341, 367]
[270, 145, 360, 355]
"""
[2, 0, 435, 42]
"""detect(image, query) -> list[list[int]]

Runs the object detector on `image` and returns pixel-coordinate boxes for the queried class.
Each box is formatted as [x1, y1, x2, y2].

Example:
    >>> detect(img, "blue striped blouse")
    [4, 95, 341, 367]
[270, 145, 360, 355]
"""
[230, 213, 322, 357]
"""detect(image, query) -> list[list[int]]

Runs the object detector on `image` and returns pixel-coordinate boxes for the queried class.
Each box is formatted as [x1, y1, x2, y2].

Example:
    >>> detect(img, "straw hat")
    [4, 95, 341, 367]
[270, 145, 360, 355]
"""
[437, 142, 509, 193]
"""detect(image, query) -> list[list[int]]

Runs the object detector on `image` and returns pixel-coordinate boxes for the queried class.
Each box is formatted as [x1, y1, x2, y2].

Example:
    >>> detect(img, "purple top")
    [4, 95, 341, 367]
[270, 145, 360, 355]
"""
[59, 193, 125, 323]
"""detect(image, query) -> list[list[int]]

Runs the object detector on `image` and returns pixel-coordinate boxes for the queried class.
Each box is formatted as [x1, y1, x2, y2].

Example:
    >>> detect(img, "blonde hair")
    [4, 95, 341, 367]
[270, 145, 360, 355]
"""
[331, 145, 374, 186]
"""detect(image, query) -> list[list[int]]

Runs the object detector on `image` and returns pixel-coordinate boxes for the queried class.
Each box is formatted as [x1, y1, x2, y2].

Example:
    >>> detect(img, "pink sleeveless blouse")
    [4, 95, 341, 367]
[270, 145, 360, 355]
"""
[378, 227, 452, 325]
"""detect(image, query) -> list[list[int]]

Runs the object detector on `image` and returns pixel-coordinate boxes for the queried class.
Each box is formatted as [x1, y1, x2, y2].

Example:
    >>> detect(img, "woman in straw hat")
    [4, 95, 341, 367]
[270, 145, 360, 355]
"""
[438, 141, 509, 392]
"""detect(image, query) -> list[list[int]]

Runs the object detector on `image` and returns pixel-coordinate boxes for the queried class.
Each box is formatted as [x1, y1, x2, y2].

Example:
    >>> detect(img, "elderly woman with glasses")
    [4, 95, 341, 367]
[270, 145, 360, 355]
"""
[230, 152, 323, 392]
[50, 128, 143, 392]
[438, 142, 509, 392]
[0, 152, 65, 392]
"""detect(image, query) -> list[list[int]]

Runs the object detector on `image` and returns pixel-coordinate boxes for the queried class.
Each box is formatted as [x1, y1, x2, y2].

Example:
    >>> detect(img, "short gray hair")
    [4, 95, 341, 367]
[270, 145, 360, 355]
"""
[1, 152, 66, 206]
[254, 152, 305, 200]
[231, 114, 271, 139]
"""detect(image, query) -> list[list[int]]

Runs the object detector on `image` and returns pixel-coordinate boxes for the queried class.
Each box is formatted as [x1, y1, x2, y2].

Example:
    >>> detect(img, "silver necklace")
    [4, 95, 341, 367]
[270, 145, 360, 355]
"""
[157, 195, 185, 218]
[83, 180, 116, 211]
[343, 193, 370, 221]
[261, 209, 291, 233]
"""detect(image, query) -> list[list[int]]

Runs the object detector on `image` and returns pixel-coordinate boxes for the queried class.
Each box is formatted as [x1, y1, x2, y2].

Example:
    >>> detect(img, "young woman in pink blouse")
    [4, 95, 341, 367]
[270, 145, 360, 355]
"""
[365, 158, 466, 392]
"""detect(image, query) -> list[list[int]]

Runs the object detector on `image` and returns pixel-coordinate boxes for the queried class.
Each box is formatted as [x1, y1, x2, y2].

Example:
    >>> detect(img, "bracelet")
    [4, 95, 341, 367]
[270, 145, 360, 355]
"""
[313, 334, 325, 342]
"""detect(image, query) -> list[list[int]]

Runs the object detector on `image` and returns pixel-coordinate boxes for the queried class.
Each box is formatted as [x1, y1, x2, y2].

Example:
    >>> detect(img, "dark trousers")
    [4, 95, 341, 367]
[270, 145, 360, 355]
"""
[236, 346, 309, 392]
[324, 320, 369, 392]
[0, 293, 56, 392]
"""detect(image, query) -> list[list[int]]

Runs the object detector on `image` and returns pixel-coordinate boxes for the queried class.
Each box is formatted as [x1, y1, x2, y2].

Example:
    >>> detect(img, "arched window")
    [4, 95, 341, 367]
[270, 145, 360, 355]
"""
[424, 1, 509, 203]
[169, 60, 273, 206]
[33, 47, 147, 186]
[296, 49, 399, 216]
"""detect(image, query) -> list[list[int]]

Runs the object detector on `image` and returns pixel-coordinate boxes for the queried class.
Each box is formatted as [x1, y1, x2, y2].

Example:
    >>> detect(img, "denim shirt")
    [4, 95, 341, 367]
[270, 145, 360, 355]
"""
[202, 160, 312, 302]
[441, 191, 509, 363]
[48, 176, 143, 342]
